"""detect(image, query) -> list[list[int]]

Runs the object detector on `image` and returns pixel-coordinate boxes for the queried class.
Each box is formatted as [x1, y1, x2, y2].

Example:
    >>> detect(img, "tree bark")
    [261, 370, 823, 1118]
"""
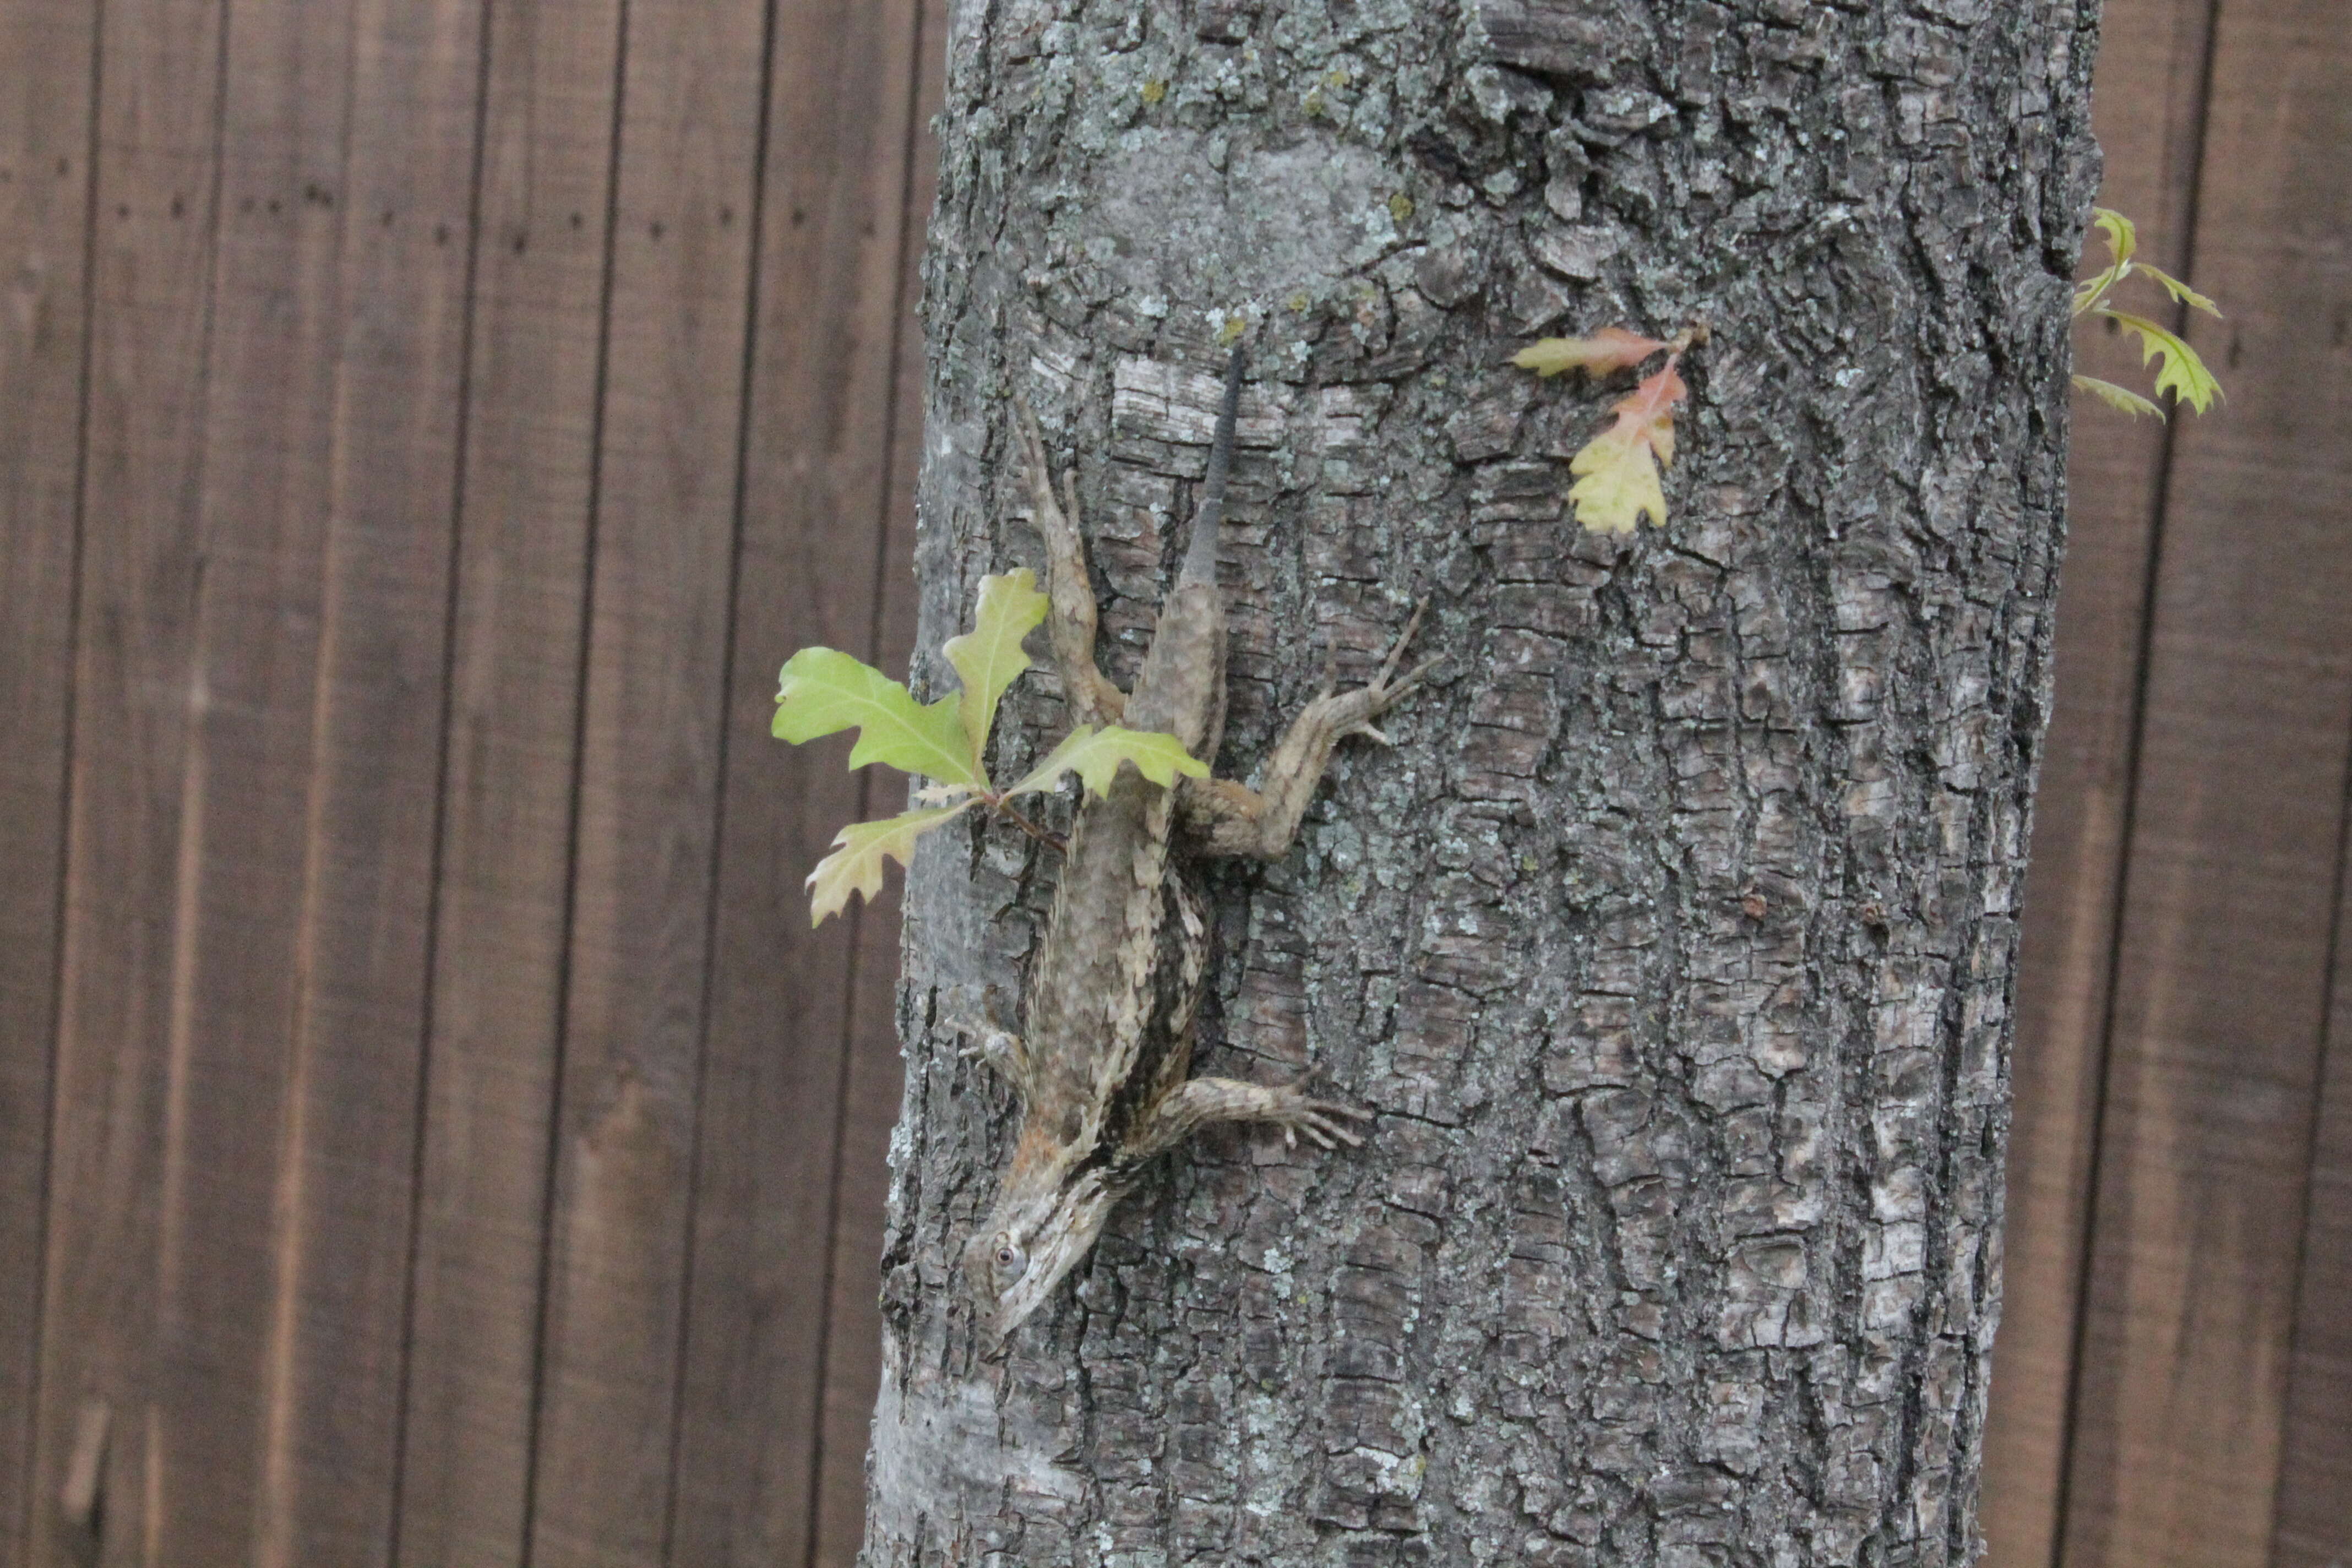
[865, 1, 2099, 1563]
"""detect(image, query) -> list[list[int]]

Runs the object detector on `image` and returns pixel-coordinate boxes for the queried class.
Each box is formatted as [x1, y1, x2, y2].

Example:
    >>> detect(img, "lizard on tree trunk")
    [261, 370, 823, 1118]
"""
[964, 346, 1428, 1343]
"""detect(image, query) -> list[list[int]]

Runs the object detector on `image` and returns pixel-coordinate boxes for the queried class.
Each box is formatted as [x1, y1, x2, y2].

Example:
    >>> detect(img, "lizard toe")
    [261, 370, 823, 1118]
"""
[1298, 1102, 1369, 1148]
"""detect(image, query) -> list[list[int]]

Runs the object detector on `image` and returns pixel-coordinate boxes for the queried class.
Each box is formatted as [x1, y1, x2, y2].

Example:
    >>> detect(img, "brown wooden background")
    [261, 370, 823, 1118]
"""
[0, 1, 2344, 1564]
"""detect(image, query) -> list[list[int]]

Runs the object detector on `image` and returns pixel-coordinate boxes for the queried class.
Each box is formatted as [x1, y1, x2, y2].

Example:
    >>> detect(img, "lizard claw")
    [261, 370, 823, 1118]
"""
[1384, 656, 1439, 703]
[1279, 1096, 1372, 1151]
[1352, 600, 1437, 723]
[1376, 596, 1430, 688]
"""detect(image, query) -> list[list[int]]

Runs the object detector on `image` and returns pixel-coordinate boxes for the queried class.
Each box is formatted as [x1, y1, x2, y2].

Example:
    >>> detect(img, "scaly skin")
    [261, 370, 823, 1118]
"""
[966, 349, 1428, 1344]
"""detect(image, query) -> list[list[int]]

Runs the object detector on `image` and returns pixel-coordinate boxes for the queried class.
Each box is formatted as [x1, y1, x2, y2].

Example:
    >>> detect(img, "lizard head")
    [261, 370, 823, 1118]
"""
[963, 1165, 1121, 1345]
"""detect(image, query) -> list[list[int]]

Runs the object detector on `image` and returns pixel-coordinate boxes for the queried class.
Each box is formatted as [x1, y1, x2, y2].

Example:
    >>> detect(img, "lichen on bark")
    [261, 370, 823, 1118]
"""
[865, 2, 2100, 1564]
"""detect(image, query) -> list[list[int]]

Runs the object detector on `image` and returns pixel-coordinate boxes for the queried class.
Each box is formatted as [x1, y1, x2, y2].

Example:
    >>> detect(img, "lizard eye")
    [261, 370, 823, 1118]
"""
[993, 1239, 1028, 1281]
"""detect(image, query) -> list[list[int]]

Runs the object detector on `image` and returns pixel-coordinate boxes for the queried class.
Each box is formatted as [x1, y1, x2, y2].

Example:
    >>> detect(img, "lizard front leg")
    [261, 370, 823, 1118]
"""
[1180, 600, 1431, 861]
[1014, 399, 1128, 728]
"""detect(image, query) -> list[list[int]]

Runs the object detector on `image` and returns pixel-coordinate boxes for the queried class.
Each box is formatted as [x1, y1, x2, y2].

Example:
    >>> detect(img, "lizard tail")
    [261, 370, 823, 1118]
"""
[1179, 344, 1245, 590]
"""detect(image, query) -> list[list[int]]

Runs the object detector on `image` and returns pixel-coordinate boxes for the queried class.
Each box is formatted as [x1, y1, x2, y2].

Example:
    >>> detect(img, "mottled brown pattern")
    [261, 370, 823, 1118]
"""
[962, 364, 1415, 1344]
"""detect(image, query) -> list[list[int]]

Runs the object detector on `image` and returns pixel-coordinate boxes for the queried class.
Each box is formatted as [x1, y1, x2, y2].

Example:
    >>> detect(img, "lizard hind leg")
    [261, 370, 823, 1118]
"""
[1122, 1076, 1372, 1167]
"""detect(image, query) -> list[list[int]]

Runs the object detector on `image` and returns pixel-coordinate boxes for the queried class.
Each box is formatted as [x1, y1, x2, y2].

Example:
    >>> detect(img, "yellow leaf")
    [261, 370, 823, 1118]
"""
[1566, 362, 1686, 533]
[943, 569, 1049, 767]
[1570, 429, 1667, 535]
[1511, 326, 1668, 379]
[1005, 724, 1208, 798]
[2072, 374, 2165, 420]
[774, 647, 981, 789]
[2101, 309, 2223, 414]
[806, 803, 975, 925]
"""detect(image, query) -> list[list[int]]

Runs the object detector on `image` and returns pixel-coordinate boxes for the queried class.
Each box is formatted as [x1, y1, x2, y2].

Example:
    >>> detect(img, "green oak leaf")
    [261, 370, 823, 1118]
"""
[2138, 263, 2223, 318]
[1005, 724, 1208, 799]
[2073, 374, 2166, 419]
[805, 802, 976, 926]
[2101, 309, 2224, 415]
[774, 647, 981, 790]
[2072, 268, 2119, 318]
[2092, 206, 2137, 268]
[943, 569, 1049, 767]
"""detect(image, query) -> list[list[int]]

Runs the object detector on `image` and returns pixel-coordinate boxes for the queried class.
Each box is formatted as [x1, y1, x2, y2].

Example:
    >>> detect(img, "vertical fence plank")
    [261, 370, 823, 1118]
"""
[0, 1, 99, 1553]
[811, 3, 946, 1559]
[392, 0, 623, 1562]
[2059, 0, 2352, 1562]
[1977, 1, 2218, 1563]
[244, 0, 484, 1559]
[36, 0, 483, 1556]
[521, 0, 768, 1555]
[104, 0, 357, 1547]
[26, 0, 225, 1552]
[663, 0, 929, 1557]
[2274, 839, 2352, 1568]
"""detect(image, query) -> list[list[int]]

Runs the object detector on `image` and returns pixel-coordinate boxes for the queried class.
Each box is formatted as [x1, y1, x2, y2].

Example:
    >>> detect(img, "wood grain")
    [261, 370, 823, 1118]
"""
[121, 0, 358, 1544]
[240, 0, 483, 1559]
[1976, 1, 2219, 1564]
[80, 0, 458, 1554]
[27, 0, 227, 1556]
[2275, 823, 2352, 1568]
[2058, 0, 2352, 1562]
[520, 0, 769, 1556]
[36, 0, 483, 1557]
[0, 0, 99, 1553]
[662, 0, 931, 1558]
[390, 1, 623, 1561]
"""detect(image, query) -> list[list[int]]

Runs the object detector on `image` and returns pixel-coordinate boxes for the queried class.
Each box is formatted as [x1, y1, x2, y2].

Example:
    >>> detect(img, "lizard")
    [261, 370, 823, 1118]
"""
[961, 345, 1429, 1344]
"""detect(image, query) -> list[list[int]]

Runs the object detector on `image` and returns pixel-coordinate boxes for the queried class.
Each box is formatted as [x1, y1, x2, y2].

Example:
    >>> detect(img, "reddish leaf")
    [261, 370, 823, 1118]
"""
[1567, 362, 1687, 533]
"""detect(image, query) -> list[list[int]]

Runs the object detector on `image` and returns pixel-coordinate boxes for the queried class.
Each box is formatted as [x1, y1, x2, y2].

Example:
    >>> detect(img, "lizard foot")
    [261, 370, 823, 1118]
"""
[948, 1020, 1030, 1089]
[1267, 1091, 1375, 1151]
[1308, 596, 1438, 746]
[1175, 597, 1439, 862]
[1126, 1075, 1374, 1161]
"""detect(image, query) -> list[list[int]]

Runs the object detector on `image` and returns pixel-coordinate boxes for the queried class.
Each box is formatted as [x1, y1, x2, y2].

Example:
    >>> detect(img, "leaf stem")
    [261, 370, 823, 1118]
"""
[986, 796, 1068, 854]
[2074, 262, 2127, 320]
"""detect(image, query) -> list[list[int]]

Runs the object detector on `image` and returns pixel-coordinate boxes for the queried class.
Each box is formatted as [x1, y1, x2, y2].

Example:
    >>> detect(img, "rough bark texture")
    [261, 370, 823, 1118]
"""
[865, 1, 2098, 1563]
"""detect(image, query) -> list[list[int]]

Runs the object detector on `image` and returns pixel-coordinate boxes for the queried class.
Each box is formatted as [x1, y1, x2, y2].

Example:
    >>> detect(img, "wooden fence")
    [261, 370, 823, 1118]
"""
[0, 1, 2343, 1565]
[1978, 2, 2351, 1565]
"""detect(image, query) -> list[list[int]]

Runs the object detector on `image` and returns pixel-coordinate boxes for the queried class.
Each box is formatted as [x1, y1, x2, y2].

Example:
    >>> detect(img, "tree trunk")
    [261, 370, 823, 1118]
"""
[866, 1, 2098, 1563]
